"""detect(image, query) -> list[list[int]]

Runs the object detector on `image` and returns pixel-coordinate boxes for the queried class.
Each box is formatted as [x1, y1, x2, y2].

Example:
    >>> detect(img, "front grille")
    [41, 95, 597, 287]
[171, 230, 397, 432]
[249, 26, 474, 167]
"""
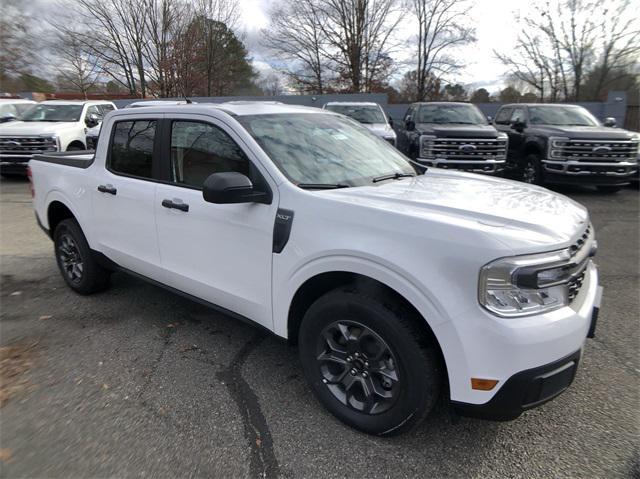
[556, 139, 639, 162]
[0, 136, 58, 155]
[427, 138, 507, 161]
[567, 224, 592, 303]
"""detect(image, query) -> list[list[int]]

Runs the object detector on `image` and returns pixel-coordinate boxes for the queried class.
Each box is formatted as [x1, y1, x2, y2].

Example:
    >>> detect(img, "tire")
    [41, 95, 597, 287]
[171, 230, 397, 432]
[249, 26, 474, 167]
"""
[520, 153, 544, 185]
[298, 287, 442, 436]
[596, 185, 621, 194]
[54, 219, 111, 294]
[67, 144, 84, 151]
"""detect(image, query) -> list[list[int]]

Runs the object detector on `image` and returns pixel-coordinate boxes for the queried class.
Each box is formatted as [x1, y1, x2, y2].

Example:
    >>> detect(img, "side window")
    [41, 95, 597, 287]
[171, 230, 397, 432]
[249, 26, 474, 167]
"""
[100, 104, 115, 115]
[109, 120, 157, 179]
[495, 108, 513, 125]
[405, 106, 415, 122]
[510, 108, 526, 123]
[170, 121, 251, 189]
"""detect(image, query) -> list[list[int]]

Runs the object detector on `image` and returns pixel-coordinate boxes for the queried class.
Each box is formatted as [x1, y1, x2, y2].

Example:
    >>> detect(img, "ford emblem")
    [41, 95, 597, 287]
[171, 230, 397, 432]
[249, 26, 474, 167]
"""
[592, 146, 611, 154]
[459, 144, 476, 153]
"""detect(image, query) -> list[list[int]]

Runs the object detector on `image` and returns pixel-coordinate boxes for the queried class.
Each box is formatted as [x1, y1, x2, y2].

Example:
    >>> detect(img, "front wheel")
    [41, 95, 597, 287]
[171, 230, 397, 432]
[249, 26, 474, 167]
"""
[54, 219, 111, 294]
[520, 154, 544, 185]
[298, 287, 441, 436]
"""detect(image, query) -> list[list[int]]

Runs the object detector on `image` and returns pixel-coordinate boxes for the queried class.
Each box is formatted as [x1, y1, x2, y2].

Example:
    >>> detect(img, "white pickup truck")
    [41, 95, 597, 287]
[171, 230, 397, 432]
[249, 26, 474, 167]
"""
[29, 102, 602, 436]
[0, 100, 116, 176]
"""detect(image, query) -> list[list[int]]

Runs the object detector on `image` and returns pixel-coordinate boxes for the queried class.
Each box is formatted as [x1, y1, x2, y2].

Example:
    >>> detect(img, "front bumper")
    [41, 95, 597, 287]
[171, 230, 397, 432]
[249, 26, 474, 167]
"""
[437, 260, 600, 419]
[452, 349, 582, 420]
[542, 159, 637, 185]
[0, 157, 31, 175]
[417, 157, 506, 174]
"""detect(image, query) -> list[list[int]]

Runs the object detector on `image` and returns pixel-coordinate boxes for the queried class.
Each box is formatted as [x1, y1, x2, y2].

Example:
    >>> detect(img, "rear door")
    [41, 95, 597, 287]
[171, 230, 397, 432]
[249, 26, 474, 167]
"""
[153, 115, 278, 328]
[91, 115, 163, 278]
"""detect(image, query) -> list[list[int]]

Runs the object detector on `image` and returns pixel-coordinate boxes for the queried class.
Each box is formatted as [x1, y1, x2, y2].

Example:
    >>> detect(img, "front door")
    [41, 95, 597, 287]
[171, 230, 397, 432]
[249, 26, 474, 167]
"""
[91, 117, 162, 278]
[153, 116, 277, 329]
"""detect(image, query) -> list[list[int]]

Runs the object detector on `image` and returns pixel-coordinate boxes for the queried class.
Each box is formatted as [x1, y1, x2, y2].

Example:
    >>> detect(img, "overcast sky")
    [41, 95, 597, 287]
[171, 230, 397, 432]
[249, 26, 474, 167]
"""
[238, 0, 535, 92]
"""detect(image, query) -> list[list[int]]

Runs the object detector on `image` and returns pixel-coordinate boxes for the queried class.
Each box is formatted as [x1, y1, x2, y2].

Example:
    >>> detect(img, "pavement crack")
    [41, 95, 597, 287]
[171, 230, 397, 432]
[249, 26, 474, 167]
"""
[217, 333, 279, 479]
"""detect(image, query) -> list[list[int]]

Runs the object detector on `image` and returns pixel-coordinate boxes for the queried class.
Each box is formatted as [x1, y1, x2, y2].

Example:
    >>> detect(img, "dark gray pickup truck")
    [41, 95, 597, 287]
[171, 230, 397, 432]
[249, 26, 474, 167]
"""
[494, 103, 639, 193]
[395, 102, 508, 175]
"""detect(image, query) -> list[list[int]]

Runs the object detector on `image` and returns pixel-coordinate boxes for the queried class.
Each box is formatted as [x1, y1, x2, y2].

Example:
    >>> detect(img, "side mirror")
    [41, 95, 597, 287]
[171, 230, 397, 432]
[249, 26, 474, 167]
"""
[603, 117, 616, 127]
[388, 116, 394, 128]
[510, 119, 526, 132]
[85, 113, 100, 128]
[486, 115, 493, 122]
[405, 119, 415, 131]
[0, 113, 17, 123]
[202, 172, 270, 204]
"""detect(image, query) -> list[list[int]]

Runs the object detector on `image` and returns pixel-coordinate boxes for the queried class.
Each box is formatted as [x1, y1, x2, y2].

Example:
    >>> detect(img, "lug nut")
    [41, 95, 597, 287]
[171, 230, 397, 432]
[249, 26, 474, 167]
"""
[346, 356, 352, 362]
[354, 352, 360, 358]
[362, 372, 368, 378]
[350, 369, 357, 375]
[322, 379, 328, 384]
[364, 361, 369, 368]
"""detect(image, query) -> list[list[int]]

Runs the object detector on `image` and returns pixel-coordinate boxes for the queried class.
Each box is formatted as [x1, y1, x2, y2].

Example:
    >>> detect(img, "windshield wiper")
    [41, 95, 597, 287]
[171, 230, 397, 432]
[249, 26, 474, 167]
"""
[372, 172, 415, 183]
[297, 183, 350, 189]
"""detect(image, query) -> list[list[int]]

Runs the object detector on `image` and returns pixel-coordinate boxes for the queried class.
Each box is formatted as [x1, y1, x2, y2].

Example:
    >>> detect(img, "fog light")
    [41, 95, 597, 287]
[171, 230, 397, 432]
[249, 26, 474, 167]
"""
[471, 378, 499, 391]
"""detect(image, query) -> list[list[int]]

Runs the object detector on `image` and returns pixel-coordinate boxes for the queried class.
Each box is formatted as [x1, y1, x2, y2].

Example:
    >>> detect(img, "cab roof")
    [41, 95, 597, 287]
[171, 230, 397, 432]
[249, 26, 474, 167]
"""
[40, 100, 115, 106]
[108, 101, 328, 117]
[324, 101, 381, 107]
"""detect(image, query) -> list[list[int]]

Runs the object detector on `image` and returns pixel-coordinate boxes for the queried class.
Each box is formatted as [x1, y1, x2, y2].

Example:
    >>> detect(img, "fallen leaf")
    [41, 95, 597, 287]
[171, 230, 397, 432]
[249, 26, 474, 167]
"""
[9, 291, 21, 296]
[256, 438, 262, 448]
[39, 315, 52, 321]
[102, 383, 109, 390]
[0, 448, 12, 463]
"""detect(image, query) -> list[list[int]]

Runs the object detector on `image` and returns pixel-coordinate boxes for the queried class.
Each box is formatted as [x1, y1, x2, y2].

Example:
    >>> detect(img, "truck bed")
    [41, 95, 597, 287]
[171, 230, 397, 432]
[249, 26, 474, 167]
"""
[32, 151, 95, 169]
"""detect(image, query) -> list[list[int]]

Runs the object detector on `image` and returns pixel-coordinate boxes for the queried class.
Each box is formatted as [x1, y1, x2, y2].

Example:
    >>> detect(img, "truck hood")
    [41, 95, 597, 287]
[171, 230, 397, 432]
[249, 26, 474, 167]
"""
[416, 124, 498, 138]
[324, 170, 588, 250]
[0, 121, 80, 135]
[363, 123, 395, 138]
[530, 125, 637, 140]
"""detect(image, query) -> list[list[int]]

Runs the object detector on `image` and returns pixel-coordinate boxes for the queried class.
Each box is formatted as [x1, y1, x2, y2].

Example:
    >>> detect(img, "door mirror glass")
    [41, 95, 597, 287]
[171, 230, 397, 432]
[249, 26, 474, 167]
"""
[405, 119, 415, 131]
[603, 117, 616, 127]
[486, 115, 493, 123]
[388, 116, 394, 127]
[85, 113, 100, 128]
[202, 172, 270, 204]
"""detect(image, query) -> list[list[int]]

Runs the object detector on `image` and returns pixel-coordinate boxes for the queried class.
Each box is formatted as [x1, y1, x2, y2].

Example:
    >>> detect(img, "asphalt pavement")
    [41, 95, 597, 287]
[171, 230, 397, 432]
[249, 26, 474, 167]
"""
[0, 176, 638, 478]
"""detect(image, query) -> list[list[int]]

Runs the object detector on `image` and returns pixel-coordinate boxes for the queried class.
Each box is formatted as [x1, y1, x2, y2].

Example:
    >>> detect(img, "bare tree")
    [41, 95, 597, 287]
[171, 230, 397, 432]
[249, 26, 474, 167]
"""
[408, 0, 475, 101]
[262, 0, 330, 94]
[319, 0, 403, 92]
[54, 30, 100, 97]
[258, 72, 285, 96]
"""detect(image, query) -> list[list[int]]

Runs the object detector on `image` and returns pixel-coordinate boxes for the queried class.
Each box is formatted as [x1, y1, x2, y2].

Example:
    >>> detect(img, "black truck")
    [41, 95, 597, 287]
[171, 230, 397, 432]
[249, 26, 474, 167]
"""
[494, 103, 639, 193]
[395, 102, 508, 175]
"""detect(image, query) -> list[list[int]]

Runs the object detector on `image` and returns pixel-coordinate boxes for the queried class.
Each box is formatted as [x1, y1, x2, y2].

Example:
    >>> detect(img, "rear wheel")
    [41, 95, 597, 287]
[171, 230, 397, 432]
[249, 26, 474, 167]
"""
[521, 153, 544, 185]
[596, 185, 621, 194]
[54, 219, 110, 294]
[298, 287, 441, 436]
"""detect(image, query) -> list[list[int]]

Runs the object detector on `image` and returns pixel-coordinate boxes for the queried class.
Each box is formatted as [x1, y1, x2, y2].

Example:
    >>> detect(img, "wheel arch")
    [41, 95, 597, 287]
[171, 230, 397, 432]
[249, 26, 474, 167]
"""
[66, 140, 86, 151]
[286, 270, 449, 386]
[523, 141, 543, 157]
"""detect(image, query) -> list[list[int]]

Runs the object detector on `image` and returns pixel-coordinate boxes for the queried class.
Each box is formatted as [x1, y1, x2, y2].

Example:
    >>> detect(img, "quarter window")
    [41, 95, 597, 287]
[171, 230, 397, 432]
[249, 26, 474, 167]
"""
[109, 120, 157, 178]
[170, 121, 250, 189]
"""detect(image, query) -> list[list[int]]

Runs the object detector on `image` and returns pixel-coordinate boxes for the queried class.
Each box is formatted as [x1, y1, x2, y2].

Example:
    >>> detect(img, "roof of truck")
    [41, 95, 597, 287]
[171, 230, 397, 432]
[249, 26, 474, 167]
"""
[0, 98, 35, 104]
[324, 102, 381, 107]
[108, 101, 327, 117]
[40, 100, 115, 106]
[499, 103, 585, 108]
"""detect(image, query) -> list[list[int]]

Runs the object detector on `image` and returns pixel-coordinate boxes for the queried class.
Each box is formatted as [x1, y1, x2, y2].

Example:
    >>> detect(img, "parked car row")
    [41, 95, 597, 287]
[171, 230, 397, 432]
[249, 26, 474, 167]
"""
[326, 100, 638, 193]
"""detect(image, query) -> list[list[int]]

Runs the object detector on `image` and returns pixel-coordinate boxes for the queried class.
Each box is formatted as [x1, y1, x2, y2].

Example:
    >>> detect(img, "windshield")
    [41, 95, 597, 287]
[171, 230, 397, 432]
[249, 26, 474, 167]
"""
[238, 113, 414, 187]
[21, 104, 83, 122]
[324, 104, 387, 124]
[416, 104, 487, 124]
[528, 106, 599, 126]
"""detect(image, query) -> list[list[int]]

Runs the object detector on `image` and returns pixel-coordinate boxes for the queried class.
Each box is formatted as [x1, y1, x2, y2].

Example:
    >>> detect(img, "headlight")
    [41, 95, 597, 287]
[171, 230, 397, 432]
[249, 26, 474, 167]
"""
[479, 246, 591, 317]
[420, 135, 436, 157]
[547, 136, 569, 160]
[41, 134, 60, 151]
[497, 132, 508, 140]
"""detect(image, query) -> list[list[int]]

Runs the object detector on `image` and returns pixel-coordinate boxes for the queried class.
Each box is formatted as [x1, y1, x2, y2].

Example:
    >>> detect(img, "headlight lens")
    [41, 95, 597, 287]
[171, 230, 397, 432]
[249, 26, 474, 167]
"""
[548, 136, 569, 160]
[420, 135, 436, 157]
[479, 249, 577, 317]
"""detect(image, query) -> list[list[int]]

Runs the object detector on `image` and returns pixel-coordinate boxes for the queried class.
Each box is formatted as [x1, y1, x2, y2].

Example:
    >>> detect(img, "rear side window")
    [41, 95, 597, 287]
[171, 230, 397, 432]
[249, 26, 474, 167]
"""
[495, 108, 513, 125]
[109, 120, 156, 178]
